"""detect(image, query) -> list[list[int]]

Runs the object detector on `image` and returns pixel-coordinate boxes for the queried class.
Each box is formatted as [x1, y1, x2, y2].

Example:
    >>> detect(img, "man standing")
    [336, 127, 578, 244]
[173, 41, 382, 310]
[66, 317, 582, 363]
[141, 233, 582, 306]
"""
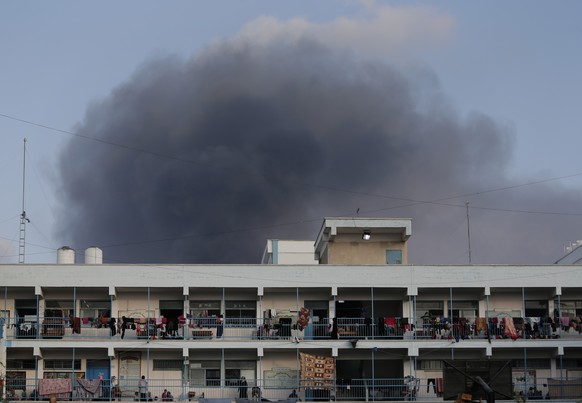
[138, 376, 148, 401]
[238, 376, 248, 398]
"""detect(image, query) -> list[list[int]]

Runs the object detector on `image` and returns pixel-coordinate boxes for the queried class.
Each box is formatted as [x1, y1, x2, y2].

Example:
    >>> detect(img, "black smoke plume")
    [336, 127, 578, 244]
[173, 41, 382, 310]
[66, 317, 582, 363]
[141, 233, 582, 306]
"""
[56, 39, 582, 264]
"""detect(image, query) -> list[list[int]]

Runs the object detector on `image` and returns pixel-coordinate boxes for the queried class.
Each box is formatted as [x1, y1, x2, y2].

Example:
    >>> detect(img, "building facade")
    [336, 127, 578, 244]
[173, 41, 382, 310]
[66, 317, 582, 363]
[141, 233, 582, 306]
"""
[1, 217, 582, 401]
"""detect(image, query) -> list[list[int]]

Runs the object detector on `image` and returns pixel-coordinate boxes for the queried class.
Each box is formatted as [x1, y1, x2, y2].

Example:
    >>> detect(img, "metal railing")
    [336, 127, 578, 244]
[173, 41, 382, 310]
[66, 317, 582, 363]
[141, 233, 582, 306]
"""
[4, 316, 579, 341]
[2, 376, 580, 401]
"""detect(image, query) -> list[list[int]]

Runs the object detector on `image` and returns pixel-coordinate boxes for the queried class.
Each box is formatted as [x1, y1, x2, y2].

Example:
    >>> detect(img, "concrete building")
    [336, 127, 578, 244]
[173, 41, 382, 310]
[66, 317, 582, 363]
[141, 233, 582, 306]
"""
[261, 240, 318, 265]
[1, 217, 582, 401]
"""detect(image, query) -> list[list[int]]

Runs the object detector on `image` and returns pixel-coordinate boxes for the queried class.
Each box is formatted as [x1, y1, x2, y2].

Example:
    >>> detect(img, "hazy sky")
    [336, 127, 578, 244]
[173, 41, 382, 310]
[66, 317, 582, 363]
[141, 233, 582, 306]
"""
[1, 1, 581, 264]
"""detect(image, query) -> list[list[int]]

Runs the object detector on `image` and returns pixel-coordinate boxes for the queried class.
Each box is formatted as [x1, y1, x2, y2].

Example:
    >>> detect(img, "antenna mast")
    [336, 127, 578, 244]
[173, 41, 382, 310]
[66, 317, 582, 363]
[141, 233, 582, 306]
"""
[465, 201, 472, 264]
[19, 138, 30, 264]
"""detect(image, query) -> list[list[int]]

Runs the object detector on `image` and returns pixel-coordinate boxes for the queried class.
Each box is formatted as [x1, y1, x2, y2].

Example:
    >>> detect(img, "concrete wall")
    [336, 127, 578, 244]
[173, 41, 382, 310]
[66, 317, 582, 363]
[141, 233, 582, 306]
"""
[263, 240, 318, 265]
[2, 264, 579, 292]
[326, 233, 407, 265]
[275, 240, 318, 265]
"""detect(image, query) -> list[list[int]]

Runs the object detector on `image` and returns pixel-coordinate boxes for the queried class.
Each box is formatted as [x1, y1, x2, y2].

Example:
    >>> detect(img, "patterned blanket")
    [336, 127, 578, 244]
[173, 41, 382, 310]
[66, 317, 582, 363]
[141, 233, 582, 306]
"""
[300, 352, 335, 388]
[38, 378, 72, 398]
[76, 379, 102, 398]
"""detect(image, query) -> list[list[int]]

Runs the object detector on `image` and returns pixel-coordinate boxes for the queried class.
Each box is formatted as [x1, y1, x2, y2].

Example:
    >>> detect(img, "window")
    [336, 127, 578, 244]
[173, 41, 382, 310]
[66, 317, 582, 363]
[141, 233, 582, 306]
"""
[450, 301, 478, 320]
[206, 368, 251, 387]
[386, 250, 403, 264]
[44, 360, 81, 370]
[416, 301, 444, 328]
[5, 371, 27, 393]
[555, 300, 582, 318]
[511, 359, 550, 369]
[15, 300, 37, 319]
[190, 301, 221, 328]
[420, 360, 444, 370]
[525, 300, 548, 317]
[189, 362, 221, 387]
[153, 360, 183, 371]
[7, 359, 35, 370]
[43, 372, 85, 379]
[205, 369, 221, 386]
[45, 300, 74, 318]
[226, 301, 256, 326]
[80, 300, 111, 327]
[562, 359, 582, 369]
[190, 301, 221, 317]
[416, 301, 444, 319]
[189, 361, 256, 386]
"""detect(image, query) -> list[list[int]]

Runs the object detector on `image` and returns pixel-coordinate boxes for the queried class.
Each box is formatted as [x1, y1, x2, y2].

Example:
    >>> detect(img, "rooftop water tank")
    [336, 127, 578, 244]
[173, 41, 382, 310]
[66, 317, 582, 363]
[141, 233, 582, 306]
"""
[85, 247, 103, 264]
[57, 246, 75, 264]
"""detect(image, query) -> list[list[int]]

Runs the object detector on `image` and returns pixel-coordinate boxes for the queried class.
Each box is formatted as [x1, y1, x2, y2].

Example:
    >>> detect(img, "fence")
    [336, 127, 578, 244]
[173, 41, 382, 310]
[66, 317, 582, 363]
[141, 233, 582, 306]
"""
[4, 317, 414, 341]
[2, 376, 581, 401]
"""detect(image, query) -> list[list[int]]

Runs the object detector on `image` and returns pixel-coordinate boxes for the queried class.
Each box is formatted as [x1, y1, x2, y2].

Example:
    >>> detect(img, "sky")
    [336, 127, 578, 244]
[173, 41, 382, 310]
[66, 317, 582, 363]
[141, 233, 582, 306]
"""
[1, 1, 581, 265]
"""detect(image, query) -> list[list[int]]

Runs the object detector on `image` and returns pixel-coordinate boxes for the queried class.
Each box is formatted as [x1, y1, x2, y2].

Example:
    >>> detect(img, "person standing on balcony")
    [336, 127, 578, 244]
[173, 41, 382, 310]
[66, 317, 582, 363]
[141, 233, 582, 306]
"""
[121, 316, 129, 339]
[238, 376, 248, 398]
[217, 314, 224, 338]
[139, 376, 148, 401]
[109, 317, 117, 337]
[111, 376, 121, 401]
[329, 318, 338, 340]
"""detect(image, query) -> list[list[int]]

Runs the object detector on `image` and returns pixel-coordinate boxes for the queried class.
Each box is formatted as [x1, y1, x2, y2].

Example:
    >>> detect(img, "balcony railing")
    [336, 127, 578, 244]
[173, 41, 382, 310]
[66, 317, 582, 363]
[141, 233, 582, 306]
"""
[1, 376, 578, 401]
[4, 316, 579, 341]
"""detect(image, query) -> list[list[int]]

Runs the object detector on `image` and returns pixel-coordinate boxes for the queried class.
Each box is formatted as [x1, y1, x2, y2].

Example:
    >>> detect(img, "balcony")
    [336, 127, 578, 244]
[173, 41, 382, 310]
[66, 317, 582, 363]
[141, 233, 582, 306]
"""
[2, 376, 580, 401]
[4, 316, 580, 342]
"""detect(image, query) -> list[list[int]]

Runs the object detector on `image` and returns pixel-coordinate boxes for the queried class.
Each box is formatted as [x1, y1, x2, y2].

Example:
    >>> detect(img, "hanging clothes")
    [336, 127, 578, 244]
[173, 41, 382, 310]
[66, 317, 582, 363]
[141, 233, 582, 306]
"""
[503, 317, 519, 340]
[72, 317, 81, 334]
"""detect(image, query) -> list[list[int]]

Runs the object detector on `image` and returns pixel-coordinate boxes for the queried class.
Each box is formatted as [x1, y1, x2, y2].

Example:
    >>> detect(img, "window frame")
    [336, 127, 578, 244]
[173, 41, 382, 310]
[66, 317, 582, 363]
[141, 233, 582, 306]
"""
[386, 249, 403, 265]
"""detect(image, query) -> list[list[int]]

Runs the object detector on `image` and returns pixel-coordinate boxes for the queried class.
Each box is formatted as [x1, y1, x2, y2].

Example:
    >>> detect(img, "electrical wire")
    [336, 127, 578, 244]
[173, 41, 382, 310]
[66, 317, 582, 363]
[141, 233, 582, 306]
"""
[3, 112, 582, 261]
[3, 111, 582, 215]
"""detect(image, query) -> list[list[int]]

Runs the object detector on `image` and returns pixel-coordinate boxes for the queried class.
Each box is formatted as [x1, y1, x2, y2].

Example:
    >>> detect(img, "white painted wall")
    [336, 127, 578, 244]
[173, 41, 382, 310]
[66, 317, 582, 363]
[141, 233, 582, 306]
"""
[2, 264, 578, 291]
[262, 240, 318, 265]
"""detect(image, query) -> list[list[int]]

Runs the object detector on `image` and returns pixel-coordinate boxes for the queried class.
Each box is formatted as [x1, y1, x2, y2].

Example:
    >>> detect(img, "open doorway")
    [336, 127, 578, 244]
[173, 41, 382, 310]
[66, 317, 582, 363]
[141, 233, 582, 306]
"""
[159, 300, 183, 338]
[305, 300, 329, 338]
[15, 299, 37, 338]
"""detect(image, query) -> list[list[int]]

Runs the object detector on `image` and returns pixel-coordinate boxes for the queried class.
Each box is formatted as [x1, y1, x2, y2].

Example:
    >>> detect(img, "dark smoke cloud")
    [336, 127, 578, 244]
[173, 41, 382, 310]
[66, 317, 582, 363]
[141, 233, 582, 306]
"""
[56, 39, 582, 264]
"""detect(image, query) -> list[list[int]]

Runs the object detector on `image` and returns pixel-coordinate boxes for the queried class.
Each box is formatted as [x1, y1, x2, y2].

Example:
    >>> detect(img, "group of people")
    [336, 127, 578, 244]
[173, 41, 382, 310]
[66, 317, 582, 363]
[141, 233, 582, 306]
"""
[237, 377, 262, 400]
[237, 377, 300, 401]
[134, 376, 173, 402]
[131, 374, 297, 401]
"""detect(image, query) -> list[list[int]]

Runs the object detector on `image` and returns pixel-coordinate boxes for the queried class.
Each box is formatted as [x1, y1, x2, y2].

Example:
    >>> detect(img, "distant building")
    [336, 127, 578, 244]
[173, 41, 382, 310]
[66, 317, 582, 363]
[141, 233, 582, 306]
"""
[261, 240, 318, 265]
[555, 240, 582, 264]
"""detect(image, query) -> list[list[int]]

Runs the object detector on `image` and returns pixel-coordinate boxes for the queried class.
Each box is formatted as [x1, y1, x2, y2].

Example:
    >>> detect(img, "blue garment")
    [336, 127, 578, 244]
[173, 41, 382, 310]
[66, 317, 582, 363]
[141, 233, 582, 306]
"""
[304, 322, 314, 340]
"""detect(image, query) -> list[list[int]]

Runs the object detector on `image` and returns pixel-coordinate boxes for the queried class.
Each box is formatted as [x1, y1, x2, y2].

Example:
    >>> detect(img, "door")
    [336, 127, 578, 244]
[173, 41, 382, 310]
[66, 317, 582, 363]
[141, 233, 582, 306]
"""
[305, 301, 329, 338]
[87, 360, 110, 398]
[86, 360, 110, 380]
[15, 299, 37, 338]
[160, 300, 184, 337]
[119, 352, 141, 397]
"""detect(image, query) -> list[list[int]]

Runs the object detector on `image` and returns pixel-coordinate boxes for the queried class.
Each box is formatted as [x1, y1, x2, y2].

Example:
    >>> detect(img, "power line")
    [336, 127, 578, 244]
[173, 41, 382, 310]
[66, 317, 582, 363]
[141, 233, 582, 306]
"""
[3, 111, 582, 209]
[4, 112, 582, 257]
